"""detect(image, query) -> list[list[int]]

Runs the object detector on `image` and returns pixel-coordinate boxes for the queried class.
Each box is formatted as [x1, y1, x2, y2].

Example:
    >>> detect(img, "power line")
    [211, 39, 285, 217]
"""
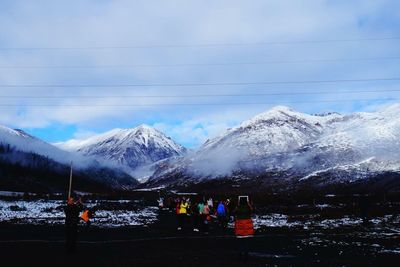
[1, 56, 399, 69]
[0, 98, 395, 107]
[0, 37, 399, 51]
[1, 88, 399, 99]
[0, 77, 399, 88]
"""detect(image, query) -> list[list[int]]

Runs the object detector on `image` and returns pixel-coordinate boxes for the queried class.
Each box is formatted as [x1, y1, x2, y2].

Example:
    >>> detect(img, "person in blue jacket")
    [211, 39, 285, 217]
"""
[216, 200, 228, 230]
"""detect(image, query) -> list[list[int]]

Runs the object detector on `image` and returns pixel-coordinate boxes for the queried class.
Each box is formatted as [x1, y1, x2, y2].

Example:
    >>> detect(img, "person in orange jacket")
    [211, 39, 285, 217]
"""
[234, 196, 254, 260]
[80, 209, 94, 227]
[234, 197, 254, 237]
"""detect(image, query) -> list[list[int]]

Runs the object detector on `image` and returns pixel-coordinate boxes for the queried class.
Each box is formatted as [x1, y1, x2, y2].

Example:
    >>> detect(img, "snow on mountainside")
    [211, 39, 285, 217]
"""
[199, 106, 341, 157]
[187, 106, 343, 177]
[147, 104, 400, 186]
[0, 125, 138, 192]
[0, 125, 88, 167]
[56, 125, 187, 177]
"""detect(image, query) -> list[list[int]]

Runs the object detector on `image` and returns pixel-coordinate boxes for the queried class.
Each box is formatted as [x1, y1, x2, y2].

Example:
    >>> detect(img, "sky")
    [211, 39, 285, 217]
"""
[0, 0, 399, 148]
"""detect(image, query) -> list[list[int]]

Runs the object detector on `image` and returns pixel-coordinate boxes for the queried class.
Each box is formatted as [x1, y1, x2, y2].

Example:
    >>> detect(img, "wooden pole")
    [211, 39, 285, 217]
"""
[68, 162, 73, 200]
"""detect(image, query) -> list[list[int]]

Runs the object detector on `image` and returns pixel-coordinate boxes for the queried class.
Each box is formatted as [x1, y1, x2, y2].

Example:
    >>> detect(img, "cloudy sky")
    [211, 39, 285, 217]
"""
[0, 0, 399, 148]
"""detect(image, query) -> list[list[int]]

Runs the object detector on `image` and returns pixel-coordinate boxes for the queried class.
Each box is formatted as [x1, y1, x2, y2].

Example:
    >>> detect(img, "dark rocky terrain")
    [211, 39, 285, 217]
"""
[1, 193, 400, 266]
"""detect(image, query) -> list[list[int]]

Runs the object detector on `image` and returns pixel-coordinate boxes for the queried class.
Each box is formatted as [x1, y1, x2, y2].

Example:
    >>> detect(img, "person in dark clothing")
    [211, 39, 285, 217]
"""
[191, 200, 201, 232]
[64, 197, 83, 253]
[167, 196, 175, 212]
[359, 194, 371, 225]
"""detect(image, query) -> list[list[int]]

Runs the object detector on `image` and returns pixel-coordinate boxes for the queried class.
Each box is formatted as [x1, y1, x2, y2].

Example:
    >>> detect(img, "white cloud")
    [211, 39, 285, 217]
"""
[72, 129, 98, 140]
[0, 0, 399, 145]
[153, 120, 231, 148]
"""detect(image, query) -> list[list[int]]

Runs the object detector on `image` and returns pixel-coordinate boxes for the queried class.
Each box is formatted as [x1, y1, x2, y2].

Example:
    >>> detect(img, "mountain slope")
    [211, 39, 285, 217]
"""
[0, 126, 83, 167]
[145, 105, 400, 190]
[191, 106, 342, 175]
[56, 125, 187, 177]
[0, 125, 138, 192]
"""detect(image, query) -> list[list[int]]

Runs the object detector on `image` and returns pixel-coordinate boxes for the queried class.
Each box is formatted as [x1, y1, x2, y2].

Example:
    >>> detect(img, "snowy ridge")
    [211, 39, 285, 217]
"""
[148, 104, 400, 185]
[56, 124, 187, 176]
[3, 104, 400, 189]
[0, 125, 91, 168]
[299, 157, 378, 181]
[0, 124, 140, 190]
[200, 106, 342, 155]
[182, 106, 344, 177]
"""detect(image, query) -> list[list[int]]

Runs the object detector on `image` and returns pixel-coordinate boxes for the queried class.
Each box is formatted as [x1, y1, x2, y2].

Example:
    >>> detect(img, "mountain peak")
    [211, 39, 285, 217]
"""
[150, 104, 400, 186]
[269, 105, 293, 113]
[0, 124, 88, 168]
[55, 124, 186, 173]
[257, 105, 299, 118]
[135, 124, 154, 131]
[240, 106, 302, 128]
[0, 125, 45, 144]
[133, 124, 160, 135]
[0, 125, 25, 137]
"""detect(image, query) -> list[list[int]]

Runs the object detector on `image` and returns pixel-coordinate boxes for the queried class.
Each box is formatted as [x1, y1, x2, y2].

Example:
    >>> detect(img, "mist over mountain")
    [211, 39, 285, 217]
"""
[145, 105, 400, 191]
[3, 105, 400, 193]
[55, 124, 187, 182]
[0, 126, 88, 168]
[0, 125, 138, 192]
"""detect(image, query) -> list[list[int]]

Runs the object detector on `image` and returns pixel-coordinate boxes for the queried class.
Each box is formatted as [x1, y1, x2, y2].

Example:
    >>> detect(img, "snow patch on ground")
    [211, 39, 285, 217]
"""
[0, 200, 158, 227]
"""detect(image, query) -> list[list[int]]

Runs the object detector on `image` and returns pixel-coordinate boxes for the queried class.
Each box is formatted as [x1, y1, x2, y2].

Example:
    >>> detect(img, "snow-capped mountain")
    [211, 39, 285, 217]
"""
[0, 125, 81, 166]
[191, 106, 342, 175]
[146, 104, 400, 188]
[4, 103, 400, 192]
[56, 125, 187, 177]
[0, 125, 138, 192]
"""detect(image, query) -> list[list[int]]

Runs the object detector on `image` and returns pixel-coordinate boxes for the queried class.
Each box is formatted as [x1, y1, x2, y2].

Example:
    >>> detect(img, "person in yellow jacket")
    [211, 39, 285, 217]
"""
[177, 198, 189, 230]
[179, 199, 188, 214]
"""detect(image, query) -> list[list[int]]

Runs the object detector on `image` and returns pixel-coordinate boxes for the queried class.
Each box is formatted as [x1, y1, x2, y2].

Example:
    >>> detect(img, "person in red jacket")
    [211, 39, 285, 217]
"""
[234, 196, 254, 260]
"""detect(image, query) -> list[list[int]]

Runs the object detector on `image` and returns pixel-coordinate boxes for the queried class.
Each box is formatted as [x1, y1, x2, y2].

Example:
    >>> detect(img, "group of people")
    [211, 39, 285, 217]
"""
[159, 195, 254, 238]
[65, 194, 254, 255]
[174, 196, 219, 233]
